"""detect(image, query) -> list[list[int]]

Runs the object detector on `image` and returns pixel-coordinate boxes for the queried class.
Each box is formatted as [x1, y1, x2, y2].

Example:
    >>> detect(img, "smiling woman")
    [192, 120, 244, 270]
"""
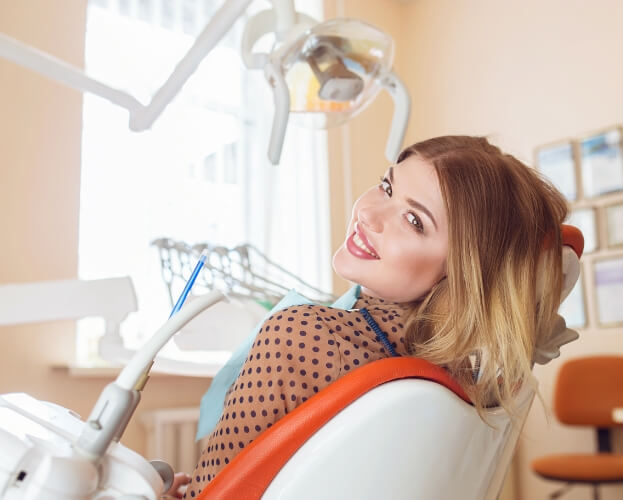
[333, 155, 449, 303]
[166, 135, 569, 499]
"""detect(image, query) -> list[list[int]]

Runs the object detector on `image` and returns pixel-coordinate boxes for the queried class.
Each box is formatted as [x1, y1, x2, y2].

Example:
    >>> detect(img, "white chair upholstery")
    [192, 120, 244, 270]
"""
[263, 377, 534, 500]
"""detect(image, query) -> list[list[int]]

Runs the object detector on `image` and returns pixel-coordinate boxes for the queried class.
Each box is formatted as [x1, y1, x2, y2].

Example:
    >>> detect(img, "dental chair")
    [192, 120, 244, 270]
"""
[196, 225, 584, 500]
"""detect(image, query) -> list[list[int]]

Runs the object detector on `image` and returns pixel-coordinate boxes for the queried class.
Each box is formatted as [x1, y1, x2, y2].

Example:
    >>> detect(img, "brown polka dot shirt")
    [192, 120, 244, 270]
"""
[183, 293, 412, 499]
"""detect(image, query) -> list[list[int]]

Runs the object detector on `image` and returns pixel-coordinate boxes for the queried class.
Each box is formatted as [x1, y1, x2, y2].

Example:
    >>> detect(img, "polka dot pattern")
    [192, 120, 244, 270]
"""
[183, 294, 411, 498]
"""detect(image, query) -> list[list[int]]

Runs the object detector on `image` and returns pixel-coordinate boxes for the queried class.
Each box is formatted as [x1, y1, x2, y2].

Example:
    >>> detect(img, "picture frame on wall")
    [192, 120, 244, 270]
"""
[605, 202, 623, 248]
[567, 207, 598, 254]
[535, 141, 577, 201]
[558, 270, 587, 329]
[579, 128, 623, 198]
[593, 255, 623, 327]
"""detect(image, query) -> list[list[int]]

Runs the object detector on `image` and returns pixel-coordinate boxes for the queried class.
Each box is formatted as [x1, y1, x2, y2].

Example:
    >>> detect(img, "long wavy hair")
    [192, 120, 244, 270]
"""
[398, 136, 568, 417]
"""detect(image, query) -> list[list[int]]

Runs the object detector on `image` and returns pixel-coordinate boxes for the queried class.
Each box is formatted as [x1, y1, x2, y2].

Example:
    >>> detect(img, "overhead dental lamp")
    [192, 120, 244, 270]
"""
[0, 0, 410, 164]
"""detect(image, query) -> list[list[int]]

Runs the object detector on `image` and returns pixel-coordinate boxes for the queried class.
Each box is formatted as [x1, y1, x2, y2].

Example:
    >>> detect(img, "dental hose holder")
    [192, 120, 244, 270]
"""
[73, 291, 225, 464]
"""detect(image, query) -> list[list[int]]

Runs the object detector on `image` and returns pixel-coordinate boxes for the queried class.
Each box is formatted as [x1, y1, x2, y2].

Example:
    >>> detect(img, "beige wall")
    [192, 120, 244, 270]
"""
[0, 0, 210, 457]
[327, 1, 623, 499]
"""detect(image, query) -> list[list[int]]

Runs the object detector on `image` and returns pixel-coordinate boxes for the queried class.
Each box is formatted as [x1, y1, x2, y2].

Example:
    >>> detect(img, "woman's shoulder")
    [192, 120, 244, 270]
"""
[252, 304, 363, 352]
[261, 304, 360, 332]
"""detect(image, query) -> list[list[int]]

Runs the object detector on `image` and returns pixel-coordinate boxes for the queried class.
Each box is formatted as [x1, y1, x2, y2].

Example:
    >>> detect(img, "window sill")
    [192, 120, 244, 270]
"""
[51, 360, 223, 379]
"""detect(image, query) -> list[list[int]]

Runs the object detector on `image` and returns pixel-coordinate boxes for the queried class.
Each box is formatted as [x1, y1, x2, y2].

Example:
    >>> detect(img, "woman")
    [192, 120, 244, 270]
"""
[167, 135, 568, 499]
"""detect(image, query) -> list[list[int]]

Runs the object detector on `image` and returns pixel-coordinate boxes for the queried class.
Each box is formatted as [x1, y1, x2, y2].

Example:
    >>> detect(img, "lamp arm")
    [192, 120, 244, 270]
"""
[0, 0, 253, 131]
[265, 59, 291, 165]
[380, 71, 411, 163]
[271, 0, 297, 36]
[129, 0, 253, 130]
[241, 10, 317, 70]
[0, 32, 144, 113]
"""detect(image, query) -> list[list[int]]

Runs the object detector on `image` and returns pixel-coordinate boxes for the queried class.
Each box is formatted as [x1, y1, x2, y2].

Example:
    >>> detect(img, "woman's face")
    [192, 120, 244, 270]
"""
[333, 155, 449, 303]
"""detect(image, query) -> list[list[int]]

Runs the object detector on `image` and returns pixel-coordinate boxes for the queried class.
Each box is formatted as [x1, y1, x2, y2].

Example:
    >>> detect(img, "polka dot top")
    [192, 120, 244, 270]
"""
[182, 293, 412, 499]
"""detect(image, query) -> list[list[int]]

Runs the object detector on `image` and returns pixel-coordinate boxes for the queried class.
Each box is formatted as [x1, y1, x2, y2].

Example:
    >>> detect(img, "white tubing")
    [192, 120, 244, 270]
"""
[115, 291, 225, 390]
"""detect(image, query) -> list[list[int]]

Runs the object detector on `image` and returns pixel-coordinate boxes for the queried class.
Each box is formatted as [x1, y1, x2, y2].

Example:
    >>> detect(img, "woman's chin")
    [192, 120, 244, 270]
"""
[332, 246, 358, 283]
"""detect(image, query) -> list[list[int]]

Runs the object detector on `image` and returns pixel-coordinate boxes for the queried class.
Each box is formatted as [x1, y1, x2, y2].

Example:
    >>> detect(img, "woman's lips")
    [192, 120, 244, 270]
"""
[355, 223, 378, 255]
[346, 223, 380, 260]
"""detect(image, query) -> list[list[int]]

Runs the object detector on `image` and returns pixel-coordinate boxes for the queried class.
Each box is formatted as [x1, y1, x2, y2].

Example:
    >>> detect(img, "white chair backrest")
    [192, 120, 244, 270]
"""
[0, 277, 137, 336]
[261, 377, 534, 500]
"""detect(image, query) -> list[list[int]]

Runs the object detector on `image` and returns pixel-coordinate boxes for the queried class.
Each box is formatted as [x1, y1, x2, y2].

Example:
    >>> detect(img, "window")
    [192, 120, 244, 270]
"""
[77, 0, 330, 373]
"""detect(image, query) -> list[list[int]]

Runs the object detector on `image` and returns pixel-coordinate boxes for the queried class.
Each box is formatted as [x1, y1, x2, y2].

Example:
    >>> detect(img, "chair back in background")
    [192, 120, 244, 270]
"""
[555, 356, 623, 427]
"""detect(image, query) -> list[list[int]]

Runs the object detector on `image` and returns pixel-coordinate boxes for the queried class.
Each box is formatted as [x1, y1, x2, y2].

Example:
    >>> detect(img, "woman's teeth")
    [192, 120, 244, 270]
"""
[353, 232, 378, 258]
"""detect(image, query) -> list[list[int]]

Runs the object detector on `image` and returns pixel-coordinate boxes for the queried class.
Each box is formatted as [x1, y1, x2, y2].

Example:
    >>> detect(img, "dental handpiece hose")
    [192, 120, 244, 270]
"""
[121, 248, 211, 391]
[74, 250, 225, 462]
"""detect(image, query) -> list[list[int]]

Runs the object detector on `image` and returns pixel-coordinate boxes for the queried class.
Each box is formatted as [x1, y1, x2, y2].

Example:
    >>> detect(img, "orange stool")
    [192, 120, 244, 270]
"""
[531, 356, 623, 499]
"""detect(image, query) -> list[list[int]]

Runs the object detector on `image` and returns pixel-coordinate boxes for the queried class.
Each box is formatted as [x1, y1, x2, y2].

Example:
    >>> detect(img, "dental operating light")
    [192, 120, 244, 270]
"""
[0, 0, 410, 164]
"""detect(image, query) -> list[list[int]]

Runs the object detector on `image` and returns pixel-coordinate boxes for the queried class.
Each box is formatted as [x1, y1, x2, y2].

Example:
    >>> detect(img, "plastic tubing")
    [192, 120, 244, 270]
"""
[169, 249, 209, 318]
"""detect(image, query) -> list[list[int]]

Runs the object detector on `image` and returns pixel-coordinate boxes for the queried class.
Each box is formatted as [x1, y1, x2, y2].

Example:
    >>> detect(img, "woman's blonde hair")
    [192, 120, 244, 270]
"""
[399, 136, 568, 417]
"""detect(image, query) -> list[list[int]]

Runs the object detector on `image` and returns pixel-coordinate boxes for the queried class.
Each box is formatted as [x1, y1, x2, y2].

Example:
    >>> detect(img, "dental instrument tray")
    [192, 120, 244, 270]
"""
[152, 238, 335, 308]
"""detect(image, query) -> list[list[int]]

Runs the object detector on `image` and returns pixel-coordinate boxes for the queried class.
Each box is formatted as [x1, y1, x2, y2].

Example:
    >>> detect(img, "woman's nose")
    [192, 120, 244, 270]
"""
[357, 204, 384, 233]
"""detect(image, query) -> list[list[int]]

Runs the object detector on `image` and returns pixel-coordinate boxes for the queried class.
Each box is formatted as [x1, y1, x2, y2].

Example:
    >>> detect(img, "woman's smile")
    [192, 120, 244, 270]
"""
[346, 222, 380, 260]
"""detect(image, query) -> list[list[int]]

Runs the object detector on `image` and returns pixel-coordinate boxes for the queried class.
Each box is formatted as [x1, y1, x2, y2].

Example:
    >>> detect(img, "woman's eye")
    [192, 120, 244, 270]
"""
[379, 177, 392, 197]
[406, 212, 424, 232]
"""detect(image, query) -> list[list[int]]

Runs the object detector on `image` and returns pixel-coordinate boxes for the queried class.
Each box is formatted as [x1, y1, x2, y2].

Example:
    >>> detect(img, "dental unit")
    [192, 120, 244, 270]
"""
[0, 253, 226, 499]
[0, 0, 410, 164]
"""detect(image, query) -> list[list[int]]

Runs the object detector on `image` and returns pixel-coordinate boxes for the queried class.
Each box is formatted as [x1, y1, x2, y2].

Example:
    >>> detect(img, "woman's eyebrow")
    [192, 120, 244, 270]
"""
[388, 166, 438, 231]
[406, 197, 438, 231]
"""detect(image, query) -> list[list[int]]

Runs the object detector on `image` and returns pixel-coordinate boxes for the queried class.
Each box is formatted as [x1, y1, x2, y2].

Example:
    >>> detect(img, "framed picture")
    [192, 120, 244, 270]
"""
[605, 203, 623, 248]
[567, 207, 598, 254]
[579, 128, 623, 198]
[593, 255, 623, 327]
[535, 141, 577, 201]
[559, 270, 587, 329]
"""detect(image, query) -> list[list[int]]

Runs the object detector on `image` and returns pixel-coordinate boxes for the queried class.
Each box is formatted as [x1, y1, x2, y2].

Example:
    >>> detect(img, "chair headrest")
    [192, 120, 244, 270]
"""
[533, 224, 583, 366]
[561, 224, 584, 259]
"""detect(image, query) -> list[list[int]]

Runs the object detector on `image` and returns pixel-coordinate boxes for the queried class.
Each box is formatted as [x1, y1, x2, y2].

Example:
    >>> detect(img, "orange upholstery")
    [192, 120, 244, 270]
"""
[532, 454, 623, 482]
[555, 356, 623, 427]
[197, 357, 470, 500]
[531, 356, 623, 495]
[561, 224, 584, 258]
